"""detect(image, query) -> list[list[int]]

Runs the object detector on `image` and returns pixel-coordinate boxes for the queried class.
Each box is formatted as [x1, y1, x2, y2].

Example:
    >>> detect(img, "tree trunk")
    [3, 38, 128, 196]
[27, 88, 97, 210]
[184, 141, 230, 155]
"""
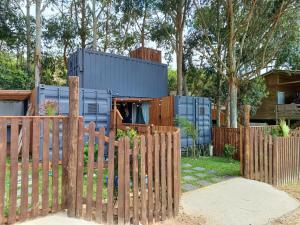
[103, 1, 110, 52]
[226, 0, 238, 128]
[176, 28, 183, 95]
[92, 0, 97, 50]
[26, 0, 31, 76]
[216, 96, 221, 127]
[229, 76, 238, 128]
[35, 0, 42, 87]
[225, 96, 230, 128]
[80, 0, 86, 49]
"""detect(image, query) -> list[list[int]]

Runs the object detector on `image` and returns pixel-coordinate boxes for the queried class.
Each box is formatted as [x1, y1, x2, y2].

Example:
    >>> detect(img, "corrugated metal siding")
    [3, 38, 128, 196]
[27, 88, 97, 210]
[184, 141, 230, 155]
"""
[174, 96, 212, 148]
[67, 49, 168, 98]
[37, 84, 112, 159]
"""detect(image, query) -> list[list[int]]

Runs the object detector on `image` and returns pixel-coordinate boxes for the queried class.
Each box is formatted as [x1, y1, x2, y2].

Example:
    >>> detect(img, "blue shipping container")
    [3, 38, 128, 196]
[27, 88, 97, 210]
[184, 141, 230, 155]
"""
[174, 96, 212, 147]
[67, 49, 168, 98]
[37, 84, 112, 159]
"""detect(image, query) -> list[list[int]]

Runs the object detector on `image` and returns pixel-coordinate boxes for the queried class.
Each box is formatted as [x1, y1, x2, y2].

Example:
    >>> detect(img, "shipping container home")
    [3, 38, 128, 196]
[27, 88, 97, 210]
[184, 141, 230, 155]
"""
[111, 95, 212, 148]
[67, 48, 168, 98]
[37, 85, 112, 158]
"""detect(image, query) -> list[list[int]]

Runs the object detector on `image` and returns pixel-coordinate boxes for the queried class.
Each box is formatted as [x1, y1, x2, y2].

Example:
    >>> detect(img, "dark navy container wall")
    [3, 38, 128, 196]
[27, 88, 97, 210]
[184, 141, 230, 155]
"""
[174, 96, 212, 148]
[68, 49, 168, 98]
[37, 84, 112, 159]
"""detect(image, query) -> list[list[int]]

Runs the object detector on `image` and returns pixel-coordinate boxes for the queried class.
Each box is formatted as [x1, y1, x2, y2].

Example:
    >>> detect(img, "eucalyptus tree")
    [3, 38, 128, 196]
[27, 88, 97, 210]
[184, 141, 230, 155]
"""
[151, 0, 192, 95]
[193, 0, 299, 128]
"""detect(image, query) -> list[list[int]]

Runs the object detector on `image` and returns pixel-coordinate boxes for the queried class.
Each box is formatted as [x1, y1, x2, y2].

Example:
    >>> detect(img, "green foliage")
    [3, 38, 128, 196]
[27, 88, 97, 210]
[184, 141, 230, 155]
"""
[175, 116, 198, 157]
[0, 53, 32, 89]
[223, 144, 237, 159]
[83, 144, 99, 167]
[168, 68, 177, 93]
[40, 100, 58, 116]
[239, 77, 268, 116]
[270, 120, 290, 137]
[116, 127, 139, 148]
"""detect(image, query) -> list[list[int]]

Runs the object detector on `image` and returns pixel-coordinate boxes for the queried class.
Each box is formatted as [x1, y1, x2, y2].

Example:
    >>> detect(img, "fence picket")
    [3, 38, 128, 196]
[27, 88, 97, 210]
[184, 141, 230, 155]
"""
[124, 137, 130, 224]
[95, 128, 105, 224]
[61, 118, 69, 209]
[140, 135, 147, 225]
[52, 118, 59, 212]
[107, 132, 115, 225]
[173, 132, 179, 216]
[132, 138, 139, 225]
[154, 134, 160, 222]
[32, 118, 40, 217]
[268, 136, 273, 184]
[0, 119, 7, 225]
[166, 133, 173, 218]
[118, 138, 125, 224]
[42, 119, 50, 216]
[264, 134, 268, 184]
[76, 118, 84, 217]
[147, 134, 154, 224]
[8, 119, 19, 224]
[160, 134, 167, 221]
[86, 122, 95, 220]
[20, 119, 30, 220]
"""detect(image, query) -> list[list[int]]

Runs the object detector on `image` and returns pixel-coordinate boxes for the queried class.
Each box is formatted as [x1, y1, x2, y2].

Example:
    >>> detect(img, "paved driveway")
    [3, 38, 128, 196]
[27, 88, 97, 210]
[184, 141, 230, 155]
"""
[181, 177, 300, 225]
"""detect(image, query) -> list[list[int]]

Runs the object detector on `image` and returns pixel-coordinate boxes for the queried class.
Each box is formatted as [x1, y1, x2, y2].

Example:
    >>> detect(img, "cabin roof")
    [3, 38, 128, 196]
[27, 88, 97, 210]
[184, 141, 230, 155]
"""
[262, 69, 300, 77]
[0, 90, 32, 101]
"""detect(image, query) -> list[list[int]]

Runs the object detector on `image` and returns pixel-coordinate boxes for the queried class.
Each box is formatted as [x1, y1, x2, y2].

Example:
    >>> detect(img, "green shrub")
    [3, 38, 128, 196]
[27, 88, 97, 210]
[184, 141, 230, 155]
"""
[223, 144, 237, 159]
[271, 120, 290, 137]
[116, 127, 139, 148]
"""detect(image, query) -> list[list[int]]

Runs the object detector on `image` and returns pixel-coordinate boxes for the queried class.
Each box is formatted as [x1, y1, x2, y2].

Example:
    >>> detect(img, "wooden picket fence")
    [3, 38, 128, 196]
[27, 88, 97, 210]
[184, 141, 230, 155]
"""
[75, 118, 181, 224]
[244, 128, 300, 186]
[0, 116, 69, 225]
[212, 126, 243, 160]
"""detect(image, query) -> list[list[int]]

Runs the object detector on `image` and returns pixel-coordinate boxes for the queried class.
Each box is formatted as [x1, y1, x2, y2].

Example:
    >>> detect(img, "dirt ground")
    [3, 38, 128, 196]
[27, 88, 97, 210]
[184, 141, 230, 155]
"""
[268, 183, 300, 225]
[155, 210, 206, 225]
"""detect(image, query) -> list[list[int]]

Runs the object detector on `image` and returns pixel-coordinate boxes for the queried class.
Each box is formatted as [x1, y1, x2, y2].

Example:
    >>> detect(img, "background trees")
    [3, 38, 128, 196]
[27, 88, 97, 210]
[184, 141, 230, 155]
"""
[0, 0, 299, 126]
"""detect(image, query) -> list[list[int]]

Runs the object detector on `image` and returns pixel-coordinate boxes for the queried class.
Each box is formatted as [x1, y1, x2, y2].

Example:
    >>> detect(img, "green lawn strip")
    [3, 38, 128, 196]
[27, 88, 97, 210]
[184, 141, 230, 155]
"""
[181, 156, 240, 189]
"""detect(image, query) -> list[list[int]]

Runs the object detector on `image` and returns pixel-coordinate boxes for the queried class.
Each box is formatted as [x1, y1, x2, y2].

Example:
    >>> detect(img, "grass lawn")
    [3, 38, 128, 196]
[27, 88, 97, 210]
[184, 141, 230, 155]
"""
[181, 156, 240, 192]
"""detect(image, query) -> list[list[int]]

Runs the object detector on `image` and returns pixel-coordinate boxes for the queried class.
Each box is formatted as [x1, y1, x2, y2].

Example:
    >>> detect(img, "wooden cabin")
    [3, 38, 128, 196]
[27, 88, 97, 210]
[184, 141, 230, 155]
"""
[252, 70, 300, 124]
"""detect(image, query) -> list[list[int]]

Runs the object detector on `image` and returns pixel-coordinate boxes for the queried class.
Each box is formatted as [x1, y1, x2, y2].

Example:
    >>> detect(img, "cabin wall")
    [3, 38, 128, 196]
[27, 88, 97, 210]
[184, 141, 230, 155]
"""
[253, 75, 278, 120]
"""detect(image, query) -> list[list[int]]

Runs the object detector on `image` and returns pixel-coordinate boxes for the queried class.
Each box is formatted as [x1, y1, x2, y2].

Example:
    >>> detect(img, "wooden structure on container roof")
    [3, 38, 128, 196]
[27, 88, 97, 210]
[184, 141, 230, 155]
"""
[252, 70, 300, 123]
[130, 47, 162, 63]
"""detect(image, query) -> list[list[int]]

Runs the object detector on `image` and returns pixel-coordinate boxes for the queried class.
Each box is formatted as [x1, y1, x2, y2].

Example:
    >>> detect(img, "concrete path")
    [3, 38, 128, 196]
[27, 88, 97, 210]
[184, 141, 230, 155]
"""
[16, 213, 98, 225]
[181, 177, 300, 225]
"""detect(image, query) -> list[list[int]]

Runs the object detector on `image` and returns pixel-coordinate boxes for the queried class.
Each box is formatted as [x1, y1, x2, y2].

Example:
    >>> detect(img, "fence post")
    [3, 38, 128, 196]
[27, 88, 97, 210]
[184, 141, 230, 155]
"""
[243, 105, 251, 178]
[67, 76, 79, 217]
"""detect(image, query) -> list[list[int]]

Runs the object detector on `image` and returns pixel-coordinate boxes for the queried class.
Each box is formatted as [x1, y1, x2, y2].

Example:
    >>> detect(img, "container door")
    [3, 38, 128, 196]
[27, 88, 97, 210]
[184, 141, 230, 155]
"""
[194, 97, 211, 145]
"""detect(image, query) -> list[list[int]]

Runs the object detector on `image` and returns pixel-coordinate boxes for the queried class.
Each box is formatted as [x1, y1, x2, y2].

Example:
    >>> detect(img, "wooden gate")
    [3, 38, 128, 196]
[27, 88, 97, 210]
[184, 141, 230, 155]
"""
[0, 116, 69, 224]
[74, 118, 181, 224]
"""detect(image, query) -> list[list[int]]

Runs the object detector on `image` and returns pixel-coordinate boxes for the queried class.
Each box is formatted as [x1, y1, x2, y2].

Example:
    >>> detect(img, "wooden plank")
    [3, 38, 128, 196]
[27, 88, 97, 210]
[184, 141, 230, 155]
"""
[42, 118, 50, 216]
[239, 127, 244, 175]
[52, 118, 59, 212]
[173, 132, 179, 216]
[61, 118, 69, 209]
[86, 122, 95, 220]
[147, 134, 154, 224]
[95, 128, 105, 223]
[124, 137, 130, 224]
[273, 138, 278, 186]
[154, 134, 160, 222]
[268, 136, 273, 185]
[140, 136, 147, 225]
[31, 118, 40, 217]
[76, 117, 84, 217]
[254, 129, 259, 180]
[166, 133, 173, 218]
[107, 131, 115, 225]
[118, 138, 125, 224]
[264, 134, 268, 184]
[0, 119, 7, 224]
[20, 119, 30, 220]
[132, 138, 139, 225]
[160, 133, 167, 221]
[8, 119, 19, 224]
[259, 131, 264, 182]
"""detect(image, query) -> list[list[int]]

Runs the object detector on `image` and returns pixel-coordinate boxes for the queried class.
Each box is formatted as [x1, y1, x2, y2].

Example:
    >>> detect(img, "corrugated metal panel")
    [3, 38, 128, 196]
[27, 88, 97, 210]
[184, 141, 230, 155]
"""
[174, 96, 212, 148]
[37, 84, 112, 159]
[0, 101, 25, 116]
[67, 49, 168, 98]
